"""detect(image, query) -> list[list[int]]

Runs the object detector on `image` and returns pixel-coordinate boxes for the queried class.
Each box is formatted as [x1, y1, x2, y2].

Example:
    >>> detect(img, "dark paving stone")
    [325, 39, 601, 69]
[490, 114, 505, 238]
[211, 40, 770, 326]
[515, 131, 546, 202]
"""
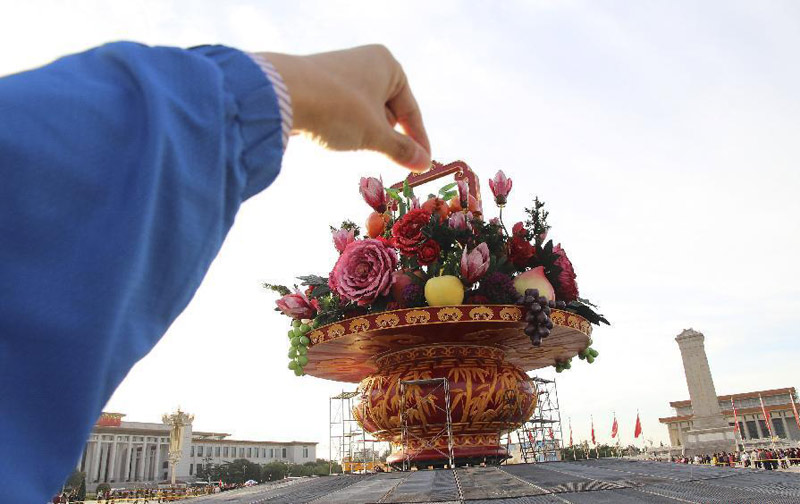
[457, 466, 546, 500]
[381, 469, 460, 503]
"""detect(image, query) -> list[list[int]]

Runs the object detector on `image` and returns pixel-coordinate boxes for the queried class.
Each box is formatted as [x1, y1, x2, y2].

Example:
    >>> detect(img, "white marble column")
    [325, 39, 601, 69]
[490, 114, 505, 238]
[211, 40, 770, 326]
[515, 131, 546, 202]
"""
[124, 438, 133, 481]
[90, 441, 101, 482]
[153, 442, 162, 482]
[107, 436, 117, 481]
[137, 440, 148, 481]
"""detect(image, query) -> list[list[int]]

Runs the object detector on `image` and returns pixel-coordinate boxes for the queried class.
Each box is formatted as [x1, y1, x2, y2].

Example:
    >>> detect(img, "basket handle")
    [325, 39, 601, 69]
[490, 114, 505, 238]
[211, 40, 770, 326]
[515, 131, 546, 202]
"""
[390, 160, 483, 215]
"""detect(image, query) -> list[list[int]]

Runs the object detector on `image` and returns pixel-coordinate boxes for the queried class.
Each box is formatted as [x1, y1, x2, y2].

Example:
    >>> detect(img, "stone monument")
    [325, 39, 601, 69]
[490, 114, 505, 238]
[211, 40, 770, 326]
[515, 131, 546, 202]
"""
[675, 329, 736, 454]
[162, 408, 194, 485]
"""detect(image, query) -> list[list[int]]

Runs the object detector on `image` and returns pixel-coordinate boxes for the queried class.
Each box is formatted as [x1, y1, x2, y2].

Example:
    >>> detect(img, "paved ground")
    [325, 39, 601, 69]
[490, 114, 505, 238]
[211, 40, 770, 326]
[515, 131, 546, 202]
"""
[187, 459, 800, 503]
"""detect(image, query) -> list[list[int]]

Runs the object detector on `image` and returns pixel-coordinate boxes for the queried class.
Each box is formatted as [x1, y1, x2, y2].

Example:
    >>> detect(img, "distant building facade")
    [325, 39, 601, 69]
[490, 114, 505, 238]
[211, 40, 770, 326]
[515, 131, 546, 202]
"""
[76, 412, 317, 490]
[660, 387, 800, 448]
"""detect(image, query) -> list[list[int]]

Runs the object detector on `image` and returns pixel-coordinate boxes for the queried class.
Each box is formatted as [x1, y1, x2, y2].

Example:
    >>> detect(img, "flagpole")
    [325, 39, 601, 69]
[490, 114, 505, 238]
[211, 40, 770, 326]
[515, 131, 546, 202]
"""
[730, 397, 744, 453]
[790, 392, 800, 433]
[758, 394, 776, 449]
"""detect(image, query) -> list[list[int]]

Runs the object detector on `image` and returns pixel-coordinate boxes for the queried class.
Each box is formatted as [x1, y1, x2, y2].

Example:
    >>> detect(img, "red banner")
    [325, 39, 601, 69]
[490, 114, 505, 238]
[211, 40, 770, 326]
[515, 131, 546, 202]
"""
[611, 417, 618, 439]
[634, 413, 642, 439]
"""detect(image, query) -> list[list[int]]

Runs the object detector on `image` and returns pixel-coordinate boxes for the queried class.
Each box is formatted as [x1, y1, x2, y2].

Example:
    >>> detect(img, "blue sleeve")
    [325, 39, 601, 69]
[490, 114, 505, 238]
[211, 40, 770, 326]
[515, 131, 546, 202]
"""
[0, 42, 284, 502]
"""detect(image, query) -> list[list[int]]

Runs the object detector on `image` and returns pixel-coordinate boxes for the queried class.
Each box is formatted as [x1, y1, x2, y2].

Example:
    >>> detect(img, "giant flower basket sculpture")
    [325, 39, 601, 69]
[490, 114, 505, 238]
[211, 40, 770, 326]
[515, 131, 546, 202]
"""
[266, 161, 608, 465]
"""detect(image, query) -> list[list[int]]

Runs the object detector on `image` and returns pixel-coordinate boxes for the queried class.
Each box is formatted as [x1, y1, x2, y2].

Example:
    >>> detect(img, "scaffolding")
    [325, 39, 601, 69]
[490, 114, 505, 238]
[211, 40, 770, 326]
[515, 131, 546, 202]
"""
[506, 377, 564, 463]
[329, 390, 386, 474]
[399, 378, 454, 470]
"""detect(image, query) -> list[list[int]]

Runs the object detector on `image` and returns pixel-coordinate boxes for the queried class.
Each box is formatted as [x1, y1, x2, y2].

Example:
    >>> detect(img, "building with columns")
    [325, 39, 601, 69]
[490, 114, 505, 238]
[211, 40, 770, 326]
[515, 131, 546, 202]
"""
[660, 387, 800, 449]
[660, 328, 799, 453]
[76, 412, 317, 490]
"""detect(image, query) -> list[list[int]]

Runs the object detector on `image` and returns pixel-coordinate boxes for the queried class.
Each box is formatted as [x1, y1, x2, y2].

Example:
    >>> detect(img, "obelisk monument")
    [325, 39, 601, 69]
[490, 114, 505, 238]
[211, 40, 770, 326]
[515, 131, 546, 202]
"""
[675, 329, 736, 454]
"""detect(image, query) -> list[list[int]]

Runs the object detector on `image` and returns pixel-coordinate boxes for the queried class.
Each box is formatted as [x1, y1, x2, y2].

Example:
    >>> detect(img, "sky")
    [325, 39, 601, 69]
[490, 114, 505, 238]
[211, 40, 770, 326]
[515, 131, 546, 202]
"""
[3, 0, 799, 454]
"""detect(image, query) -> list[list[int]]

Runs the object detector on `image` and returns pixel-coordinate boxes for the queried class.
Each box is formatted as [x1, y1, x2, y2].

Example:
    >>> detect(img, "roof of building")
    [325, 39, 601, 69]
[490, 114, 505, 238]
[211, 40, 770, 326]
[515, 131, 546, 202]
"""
[659, 403, 797, 423]
[92, 412, 318, 445]
[667, 387, 796, 408]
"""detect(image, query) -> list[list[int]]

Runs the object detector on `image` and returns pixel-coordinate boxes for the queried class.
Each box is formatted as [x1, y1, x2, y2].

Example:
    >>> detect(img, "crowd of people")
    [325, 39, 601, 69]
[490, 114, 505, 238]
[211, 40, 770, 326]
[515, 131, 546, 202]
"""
[52, 484, 220, 503]
[669, 447, 800, 470]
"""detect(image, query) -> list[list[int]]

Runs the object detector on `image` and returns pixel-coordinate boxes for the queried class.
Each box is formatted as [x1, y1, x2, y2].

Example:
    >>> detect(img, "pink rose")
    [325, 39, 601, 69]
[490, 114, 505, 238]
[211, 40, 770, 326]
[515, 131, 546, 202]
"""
[332, 228, 356, 254]
[329, 239, 398, 306]
[488, 170, 512, 206]
[552, 243, 579, 302]
[276, 289, 317, 319]
[359, 176, 387, 213]
[461, 243, 490, 283]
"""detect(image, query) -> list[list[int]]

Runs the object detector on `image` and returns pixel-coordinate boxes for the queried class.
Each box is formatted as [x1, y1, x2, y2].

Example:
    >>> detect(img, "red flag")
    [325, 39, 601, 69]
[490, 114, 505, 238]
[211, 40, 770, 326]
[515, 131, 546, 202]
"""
[527, 431, 534, 444]
[634, 413, 642, 438]
[611, 416, 619, 439]
[759, 394, 774, 438]
[569, 422, 574, 447]
[790, 392, 800, 432]
[731, 397, 740, 434]
[548, 427, 554, 440]
[591, 418, 596, 445]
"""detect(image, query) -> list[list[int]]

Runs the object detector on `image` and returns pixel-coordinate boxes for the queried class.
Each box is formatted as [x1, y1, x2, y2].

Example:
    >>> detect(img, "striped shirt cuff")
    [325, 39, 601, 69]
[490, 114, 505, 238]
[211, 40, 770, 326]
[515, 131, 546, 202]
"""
[247, 53, 293, 150]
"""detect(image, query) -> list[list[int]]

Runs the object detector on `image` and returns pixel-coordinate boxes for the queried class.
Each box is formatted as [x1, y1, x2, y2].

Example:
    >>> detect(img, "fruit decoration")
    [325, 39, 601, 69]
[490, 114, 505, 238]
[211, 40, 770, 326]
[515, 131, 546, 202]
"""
[265, 162, 609, 376]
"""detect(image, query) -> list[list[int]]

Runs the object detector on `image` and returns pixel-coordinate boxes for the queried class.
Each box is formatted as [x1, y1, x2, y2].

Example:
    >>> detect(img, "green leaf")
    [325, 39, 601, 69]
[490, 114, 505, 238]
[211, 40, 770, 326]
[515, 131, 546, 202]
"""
[441, 190, 458, 201]
[438, 182, 457, 195]
[385, 188, 402, 201]
[297, 275, 328, 286]
[262, 283, 291, 296]
[402, 179, 414, 199]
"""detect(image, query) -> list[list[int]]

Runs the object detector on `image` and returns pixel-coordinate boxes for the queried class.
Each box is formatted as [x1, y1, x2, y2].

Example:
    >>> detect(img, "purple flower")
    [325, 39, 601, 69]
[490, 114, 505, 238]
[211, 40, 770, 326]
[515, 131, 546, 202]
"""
[488, 170, 512, 206]
[457, 179, 469, 206]
[359, 176, 387, 213]
[329, 239, 398, 306]
[460, 243, 490, 284]
[276, 289, 316, 319]
[332, 228, 356, 254]
[448, 211, 473, 232]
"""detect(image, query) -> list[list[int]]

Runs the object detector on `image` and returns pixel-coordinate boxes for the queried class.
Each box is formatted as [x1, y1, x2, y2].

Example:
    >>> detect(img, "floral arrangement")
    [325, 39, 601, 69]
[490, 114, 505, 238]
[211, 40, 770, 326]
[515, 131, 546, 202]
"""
[266, 168, 608, 376]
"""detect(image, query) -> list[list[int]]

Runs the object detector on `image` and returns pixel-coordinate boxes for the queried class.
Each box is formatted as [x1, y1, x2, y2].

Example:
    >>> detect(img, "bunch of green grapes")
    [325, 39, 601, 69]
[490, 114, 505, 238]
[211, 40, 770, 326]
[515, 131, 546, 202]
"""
[577, 338, 599, 364]
[287, 320, 311, 376]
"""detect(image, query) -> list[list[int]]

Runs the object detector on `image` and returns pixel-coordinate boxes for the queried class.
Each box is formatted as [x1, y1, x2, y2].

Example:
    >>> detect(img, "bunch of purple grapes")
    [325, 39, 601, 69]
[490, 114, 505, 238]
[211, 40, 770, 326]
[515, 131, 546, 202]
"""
[521, 289, 550, 346]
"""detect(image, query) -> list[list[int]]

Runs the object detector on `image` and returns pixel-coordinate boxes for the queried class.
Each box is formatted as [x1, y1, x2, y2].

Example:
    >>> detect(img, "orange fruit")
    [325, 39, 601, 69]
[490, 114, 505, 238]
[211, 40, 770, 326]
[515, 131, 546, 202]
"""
[448, 194, 481, 214]
[421, 197, 450, 222]
[366, 212, 390, 238]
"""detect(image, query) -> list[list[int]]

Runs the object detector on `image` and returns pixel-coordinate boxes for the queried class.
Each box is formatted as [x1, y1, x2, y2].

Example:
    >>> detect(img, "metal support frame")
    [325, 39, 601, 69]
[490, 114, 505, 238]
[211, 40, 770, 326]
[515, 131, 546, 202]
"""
[506, 377, 564, 464]
[399, 378, 454, 470]
[329, 390, 385, 474]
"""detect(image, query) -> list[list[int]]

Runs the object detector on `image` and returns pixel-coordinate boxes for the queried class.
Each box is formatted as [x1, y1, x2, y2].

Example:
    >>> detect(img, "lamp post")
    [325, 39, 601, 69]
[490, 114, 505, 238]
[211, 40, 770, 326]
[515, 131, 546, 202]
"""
[162, 408, 194, 485]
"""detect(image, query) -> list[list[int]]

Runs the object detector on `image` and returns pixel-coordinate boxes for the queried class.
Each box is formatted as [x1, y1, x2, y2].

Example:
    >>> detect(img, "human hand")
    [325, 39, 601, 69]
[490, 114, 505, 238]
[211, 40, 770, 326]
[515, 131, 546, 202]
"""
[261, 45, 431, 172]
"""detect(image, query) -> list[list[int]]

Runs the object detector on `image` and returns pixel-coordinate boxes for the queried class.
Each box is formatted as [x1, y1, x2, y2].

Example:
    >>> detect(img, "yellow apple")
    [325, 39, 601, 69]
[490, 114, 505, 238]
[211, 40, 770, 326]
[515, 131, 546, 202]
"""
[424, 275, 465, 306]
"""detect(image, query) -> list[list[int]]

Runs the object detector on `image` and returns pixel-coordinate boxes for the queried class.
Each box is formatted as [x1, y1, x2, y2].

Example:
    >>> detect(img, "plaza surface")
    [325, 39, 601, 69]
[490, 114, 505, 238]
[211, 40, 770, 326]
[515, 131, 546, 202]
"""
[184, 459, 800, 503]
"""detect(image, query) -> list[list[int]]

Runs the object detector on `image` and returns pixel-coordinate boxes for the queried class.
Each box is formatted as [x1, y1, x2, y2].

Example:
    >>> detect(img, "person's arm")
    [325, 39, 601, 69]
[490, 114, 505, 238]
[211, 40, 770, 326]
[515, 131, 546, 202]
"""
[0, 42, 429, 503]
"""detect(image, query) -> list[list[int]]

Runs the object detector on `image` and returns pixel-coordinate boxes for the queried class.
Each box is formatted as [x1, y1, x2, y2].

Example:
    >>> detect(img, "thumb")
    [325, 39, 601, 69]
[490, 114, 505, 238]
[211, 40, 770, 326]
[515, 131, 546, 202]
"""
[375, 128, 431, 172]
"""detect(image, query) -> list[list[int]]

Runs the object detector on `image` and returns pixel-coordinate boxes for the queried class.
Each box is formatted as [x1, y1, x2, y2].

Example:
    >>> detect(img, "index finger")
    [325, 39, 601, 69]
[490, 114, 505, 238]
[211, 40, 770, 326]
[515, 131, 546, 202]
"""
[387, 75, 431, 159]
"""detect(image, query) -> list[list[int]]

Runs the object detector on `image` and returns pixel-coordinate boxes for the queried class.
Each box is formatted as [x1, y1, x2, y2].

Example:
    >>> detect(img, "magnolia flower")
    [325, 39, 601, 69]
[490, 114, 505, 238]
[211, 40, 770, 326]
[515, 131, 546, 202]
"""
[276, 289, 317, 319]
[332, 228, 356, 254]
[448, 211, 473, 232]
[488, 170, 513, 206]
[457, 179, 469, 206]
[359, 176, 387, 213]
[461, 243, 490, 283]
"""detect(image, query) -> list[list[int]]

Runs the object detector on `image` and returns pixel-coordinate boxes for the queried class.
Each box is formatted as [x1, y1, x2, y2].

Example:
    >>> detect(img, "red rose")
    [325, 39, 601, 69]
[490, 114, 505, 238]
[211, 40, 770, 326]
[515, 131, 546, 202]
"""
[512, 222, 527, 237]
[552, 243, 579, 302]
[417, 239, 441, 265]
[391, 209, 431, 255]
[508, 235, 535, 268]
